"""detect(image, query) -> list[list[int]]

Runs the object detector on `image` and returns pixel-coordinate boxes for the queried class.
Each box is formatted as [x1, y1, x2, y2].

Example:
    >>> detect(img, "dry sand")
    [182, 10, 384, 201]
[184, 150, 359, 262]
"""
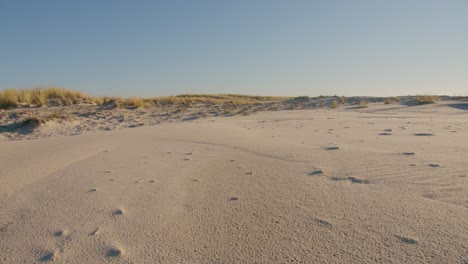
[0, 100, 467, 263]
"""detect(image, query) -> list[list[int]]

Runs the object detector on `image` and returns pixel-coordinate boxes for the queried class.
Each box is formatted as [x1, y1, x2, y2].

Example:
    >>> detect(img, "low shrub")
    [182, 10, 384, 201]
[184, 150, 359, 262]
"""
[416, 96, 440, 104]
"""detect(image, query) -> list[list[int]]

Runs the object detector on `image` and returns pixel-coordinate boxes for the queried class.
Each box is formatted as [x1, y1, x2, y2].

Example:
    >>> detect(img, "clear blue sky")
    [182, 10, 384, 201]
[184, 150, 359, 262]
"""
[1, 0, 467, 97]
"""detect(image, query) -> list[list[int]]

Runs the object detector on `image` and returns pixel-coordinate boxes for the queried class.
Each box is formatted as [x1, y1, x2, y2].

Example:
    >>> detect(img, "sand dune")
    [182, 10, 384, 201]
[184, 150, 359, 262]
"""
[0, 101, 467, 263]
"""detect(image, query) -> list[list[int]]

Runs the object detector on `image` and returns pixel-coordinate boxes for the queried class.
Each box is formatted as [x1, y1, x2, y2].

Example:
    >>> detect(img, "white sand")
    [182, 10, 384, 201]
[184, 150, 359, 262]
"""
[1, 102, 467, 263]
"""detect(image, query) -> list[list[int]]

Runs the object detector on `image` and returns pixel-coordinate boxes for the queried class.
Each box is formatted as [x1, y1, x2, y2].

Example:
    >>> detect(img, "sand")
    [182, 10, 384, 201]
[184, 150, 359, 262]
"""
[0, 100, 467, 263]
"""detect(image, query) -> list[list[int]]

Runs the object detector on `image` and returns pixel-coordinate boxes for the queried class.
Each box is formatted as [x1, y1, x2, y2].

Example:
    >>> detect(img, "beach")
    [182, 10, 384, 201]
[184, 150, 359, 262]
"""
[0, 100, 467, 263]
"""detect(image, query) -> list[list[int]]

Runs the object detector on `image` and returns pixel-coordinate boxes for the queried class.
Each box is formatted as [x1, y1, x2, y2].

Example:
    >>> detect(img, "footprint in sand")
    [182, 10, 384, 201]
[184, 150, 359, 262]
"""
[331, 176, 370, 184]
[308, 170, 324, 176]
[106, 247, 123, 257]
[326, 146, 340, 150]
[0, 222, 13, 233]
[379, 132, 392, 136]
[396, 235, 418, 244]
[89, 228, 100, 236]
[39, 251, 57, 262]
[53, 229, 68, 237]
[315, 218, 333, 228]
[422, 193, 437, 200]
[113, 209, 124, 216]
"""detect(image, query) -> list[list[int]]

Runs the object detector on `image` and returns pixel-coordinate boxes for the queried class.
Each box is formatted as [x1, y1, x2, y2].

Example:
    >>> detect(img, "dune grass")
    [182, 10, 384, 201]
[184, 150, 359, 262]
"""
[338, 96, 345, 104]
[331, 100, 339, 108]
[0, 88, 448, 111]
[0, 89, 19, 109]
[0, 87, 89, 109]
[151, 94, 290, 106]
[124, 97, 148, 108]
[358, 100, 369, 108]
[94, 94, 288, 109]
[330, 96, 346, 108]
[0, 88, 291, 110]
[293, 96, 309, 100]
[416, 95, 440, 104]
[384, 97, 400, 104]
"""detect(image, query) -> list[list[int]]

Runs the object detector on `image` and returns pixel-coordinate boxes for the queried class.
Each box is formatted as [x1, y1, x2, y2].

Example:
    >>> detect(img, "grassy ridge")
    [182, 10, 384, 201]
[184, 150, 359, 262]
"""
[0, 87, 290, 109]
[0, 87, 88, 109]
[1, 87, 446, 110]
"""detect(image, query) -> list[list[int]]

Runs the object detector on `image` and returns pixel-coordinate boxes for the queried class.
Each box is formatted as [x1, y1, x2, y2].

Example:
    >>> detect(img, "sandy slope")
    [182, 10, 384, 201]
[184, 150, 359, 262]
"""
[0, 102, 467, 263]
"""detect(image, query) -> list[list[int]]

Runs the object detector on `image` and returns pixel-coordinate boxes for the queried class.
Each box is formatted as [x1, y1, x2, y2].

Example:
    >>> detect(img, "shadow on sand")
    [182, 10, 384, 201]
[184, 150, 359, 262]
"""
[0, 118, 43, 135]
[445, 103, 468, 111]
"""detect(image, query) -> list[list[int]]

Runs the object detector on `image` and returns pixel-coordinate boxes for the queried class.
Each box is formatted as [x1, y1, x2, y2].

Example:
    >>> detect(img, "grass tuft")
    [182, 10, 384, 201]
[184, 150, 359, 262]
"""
[0, 89, 19, 109]
[416, 95, 440, 104]
[331, 100, 339, 108]
[358, 100, 369, 108]
[384, 97, 400, 104]
[125, 97, 147, 108]
[0, 87, 89, 108]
